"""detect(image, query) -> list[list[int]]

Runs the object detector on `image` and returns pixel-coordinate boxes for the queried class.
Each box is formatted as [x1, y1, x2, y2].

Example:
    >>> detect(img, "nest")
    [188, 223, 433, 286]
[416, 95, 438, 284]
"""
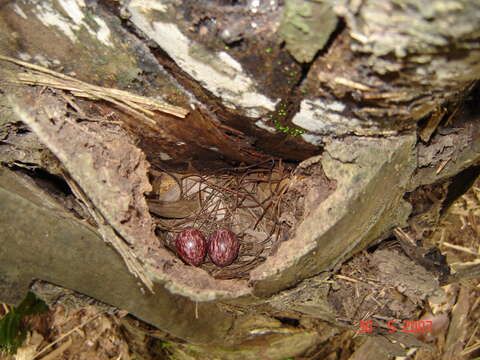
[148, 161, 296, 279]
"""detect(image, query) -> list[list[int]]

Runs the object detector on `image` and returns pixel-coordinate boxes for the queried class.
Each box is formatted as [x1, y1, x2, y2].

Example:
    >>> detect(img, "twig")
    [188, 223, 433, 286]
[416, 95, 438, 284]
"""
[33, 312, 104, 359]
[336, 274, 377, 286]
[462, 341, 480, 356]
[0, 55, 189, 120]
[442, 242, 479, 256]
[334, 77, 373, 91]
[38, 337, 72, 360]
[393, 227, 416, 246]
[436, 158, 451, 174]
[336, 274, 360, 283]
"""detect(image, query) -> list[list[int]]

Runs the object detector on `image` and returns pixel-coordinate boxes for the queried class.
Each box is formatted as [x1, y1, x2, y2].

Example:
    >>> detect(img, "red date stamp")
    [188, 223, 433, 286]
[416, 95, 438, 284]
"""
[357, 320, 432, 334]
[388, 320, 432, 334]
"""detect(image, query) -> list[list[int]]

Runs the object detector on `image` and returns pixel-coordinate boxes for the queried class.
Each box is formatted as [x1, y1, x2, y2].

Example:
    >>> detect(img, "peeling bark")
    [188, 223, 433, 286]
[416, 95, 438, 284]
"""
[1, 0, 479, 358]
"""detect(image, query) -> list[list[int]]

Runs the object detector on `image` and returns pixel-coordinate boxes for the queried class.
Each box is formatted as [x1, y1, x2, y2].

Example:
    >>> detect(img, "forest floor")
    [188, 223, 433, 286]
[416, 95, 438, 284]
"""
[1, 181, 480, 360]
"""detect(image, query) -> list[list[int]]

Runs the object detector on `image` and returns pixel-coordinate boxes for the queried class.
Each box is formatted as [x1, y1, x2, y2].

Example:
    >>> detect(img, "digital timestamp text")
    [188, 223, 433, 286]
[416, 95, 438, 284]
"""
[357, 320, 432, 334]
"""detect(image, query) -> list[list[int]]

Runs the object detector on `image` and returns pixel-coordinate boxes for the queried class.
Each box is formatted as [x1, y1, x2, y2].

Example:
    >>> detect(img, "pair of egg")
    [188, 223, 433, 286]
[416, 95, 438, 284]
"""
[175, 228, 240, 267]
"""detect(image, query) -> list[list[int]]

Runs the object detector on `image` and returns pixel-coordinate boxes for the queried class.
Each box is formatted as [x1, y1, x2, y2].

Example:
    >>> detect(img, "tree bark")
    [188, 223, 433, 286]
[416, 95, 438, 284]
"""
[0, 0, 479, 359]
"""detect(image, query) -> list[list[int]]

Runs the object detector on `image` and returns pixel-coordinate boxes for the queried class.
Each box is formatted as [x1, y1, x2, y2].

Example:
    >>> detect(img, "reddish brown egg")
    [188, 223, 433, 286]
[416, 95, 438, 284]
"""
[175, 228, 207, 266]
[208, 229, 240, 267]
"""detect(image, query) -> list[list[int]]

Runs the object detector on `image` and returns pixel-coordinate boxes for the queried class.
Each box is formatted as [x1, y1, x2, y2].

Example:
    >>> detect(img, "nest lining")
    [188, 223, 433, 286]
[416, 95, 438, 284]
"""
[149, 161, 298, 279]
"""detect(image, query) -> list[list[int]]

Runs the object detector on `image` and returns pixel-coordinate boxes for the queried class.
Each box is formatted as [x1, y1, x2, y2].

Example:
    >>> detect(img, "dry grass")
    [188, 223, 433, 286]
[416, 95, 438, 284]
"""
[419, 180, 480, 360]
[3, 177, 479, 360]
[0, 55, 189, 129]
[150, 161, 295, 279]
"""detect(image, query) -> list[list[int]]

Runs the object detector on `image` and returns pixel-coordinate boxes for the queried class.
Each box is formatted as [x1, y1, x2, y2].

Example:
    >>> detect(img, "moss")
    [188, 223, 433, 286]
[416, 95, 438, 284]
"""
[115, 67, 140, 88]
[278, 0, 338, 63]
[268, 102, 305, 136]
[0, 292, 48, 355]
[273, 118, 305, 136]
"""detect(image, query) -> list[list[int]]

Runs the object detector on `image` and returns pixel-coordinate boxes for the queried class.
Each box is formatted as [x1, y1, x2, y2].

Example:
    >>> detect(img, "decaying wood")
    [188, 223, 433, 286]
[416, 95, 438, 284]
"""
[442, 286, 471, 360]
[0, 55, 189, 124]
[0, 0, 479, 358]
[0, 167, 238, 345]
[8, 90, 156, 291]
[148, 198, 201, 219]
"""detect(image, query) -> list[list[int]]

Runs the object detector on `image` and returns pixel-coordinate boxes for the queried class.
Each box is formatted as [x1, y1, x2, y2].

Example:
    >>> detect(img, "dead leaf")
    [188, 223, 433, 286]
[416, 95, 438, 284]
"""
[148, 199, 200, 218]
